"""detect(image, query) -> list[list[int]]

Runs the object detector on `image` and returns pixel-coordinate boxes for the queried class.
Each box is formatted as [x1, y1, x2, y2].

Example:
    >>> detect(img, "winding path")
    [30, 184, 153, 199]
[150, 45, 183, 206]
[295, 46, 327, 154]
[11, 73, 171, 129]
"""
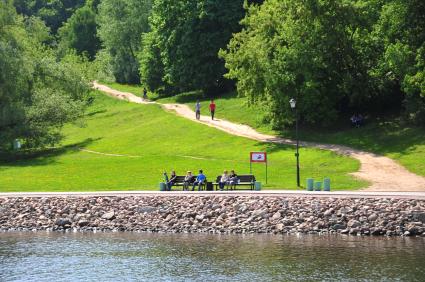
[93, 82, 425, 192]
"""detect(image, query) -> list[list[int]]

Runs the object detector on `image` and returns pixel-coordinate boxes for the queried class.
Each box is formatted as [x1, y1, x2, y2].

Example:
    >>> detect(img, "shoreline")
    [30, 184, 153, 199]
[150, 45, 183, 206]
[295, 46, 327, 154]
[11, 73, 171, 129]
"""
[1, 195, 424, 237]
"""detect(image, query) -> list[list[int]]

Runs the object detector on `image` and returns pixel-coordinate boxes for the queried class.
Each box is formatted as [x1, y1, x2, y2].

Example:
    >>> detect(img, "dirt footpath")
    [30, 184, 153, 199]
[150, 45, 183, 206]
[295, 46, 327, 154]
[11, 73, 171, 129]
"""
[93, 82, 425, 192]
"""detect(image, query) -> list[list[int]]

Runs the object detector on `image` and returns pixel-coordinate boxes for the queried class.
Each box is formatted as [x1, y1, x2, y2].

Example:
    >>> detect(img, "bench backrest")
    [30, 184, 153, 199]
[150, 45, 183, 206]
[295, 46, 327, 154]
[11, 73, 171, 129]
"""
[174, 176, 192, 183]
[173, 174, 254, 183]
[238, 174, 256, 183]
[215, 174, 255, 183]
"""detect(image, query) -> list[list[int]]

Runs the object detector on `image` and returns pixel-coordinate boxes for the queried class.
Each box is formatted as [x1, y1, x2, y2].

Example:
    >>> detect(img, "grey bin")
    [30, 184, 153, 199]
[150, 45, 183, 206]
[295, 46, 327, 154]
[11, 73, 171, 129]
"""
[254, 181, 262, 191]
[159, 182, 166, 191]
[323, 178, 331, 191]
[314, 181, 322, 191]
[13, 139, 21, 150]
[306, 178, 314, 191]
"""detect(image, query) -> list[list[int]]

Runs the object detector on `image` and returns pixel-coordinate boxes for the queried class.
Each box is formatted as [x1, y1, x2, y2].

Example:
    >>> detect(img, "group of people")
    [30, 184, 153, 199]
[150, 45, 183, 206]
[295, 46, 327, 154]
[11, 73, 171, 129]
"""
[195, 100, 216, 121]
[163, 169, 206, 191]
[163, 169, 239, 191]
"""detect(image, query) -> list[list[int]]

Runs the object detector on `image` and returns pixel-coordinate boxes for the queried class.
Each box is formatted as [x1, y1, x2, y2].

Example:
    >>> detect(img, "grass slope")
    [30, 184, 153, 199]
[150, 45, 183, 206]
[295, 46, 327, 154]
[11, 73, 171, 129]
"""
[111, 83, 423, 178]
[0, 92, 365, 192]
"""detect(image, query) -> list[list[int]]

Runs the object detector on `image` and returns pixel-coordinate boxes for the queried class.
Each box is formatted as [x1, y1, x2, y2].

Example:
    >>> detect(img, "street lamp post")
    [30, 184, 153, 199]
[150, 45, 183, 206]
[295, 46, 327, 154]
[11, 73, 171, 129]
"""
[289, 98, 300, 187]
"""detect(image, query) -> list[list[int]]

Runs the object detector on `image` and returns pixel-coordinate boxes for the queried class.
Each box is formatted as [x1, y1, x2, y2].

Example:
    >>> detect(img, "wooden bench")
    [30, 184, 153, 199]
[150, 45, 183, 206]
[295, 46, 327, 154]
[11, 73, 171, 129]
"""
[169, 176, 206, 191]
[213, 174, 256, 190]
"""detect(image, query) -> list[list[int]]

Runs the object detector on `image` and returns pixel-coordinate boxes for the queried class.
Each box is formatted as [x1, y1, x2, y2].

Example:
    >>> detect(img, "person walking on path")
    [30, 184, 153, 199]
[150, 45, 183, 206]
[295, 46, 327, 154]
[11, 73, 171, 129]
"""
[209, 100, 216, 120]
[195, 100, 201, 120]
[142, 88, 148, 100]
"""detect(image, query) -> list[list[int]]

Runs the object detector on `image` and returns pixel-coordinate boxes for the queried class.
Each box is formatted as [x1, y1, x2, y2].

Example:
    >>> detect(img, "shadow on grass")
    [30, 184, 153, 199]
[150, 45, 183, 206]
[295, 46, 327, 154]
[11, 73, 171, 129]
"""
[158, 91, 240, 104]
[0, 138, 100, 167]
[87, 109, 107, 117]
[255, 141, 294, 154]
[277, 119, 425, 156]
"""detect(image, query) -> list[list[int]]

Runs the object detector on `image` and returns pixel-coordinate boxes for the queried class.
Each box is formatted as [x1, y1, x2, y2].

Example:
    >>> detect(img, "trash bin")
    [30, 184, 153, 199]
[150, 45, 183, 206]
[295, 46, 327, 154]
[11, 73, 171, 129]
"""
[254, 181, 262, 191]
[314, 181, 322, 191]
[323, 178, 331, 191]
[306, 178, 314, 191]
[159, 182, 166, 191]
[13, 139, 21, 150]
[206, 181, 213, 191]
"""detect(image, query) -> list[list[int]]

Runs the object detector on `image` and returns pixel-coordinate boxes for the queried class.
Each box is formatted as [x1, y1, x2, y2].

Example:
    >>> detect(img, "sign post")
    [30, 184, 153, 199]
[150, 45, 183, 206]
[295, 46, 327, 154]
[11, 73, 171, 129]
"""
[250, 152, 267, 184]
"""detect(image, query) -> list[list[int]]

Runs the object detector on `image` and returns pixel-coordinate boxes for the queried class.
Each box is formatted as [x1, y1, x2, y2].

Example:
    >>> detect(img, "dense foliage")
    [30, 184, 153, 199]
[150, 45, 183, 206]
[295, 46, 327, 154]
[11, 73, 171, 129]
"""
[140, 0, 245, 95]
[58, 5, 100, 60]
[13, 0, 85, 33]
[0, 1, 90, 150]
[6, 0, 425, 136]
[97, 0, 152, 84]
[221, 0, 425, 127]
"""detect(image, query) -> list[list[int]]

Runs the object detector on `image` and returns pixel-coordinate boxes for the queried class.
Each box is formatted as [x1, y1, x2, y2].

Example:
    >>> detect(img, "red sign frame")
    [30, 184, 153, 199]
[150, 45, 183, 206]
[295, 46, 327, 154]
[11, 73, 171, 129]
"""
[250, 152, 267, 163]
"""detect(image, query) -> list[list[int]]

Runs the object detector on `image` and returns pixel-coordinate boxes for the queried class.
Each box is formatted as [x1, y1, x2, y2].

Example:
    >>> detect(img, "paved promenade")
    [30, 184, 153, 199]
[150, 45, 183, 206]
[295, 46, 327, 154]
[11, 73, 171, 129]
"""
[1, 190, 425, 200]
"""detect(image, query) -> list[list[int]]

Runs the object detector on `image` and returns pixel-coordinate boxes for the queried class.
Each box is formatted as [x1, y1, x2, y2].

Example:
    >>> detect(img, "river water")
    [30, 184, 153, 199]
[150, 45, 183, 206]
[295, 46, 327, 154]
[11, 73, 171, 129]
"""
[0, 232, 424, 281]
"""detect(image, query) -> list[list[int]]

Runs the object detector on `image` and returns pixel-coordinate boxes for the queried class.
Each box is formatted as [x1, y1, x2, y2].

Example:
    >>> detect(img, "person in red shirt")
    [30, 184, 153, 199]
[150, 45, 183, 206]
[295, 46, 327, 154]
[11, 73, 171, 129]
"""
[209, 100, 216, 120]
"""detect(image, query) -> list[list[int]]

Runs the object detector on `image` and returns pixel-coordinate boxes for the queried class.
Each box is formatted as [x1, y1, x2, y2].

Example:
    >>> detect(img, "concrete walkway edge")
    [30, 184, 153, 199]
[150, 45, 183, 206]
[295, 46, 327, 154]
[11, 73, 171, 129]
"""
[2, 191, 425, 200]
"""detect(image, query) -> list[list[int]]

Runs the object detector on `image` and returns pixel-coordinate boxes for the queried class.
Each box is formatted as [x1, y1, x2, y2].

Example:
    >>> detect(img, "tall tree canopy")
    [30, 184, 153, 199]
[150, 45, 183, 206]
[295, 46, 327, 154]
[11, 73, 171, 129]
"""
[0, 0, 90, 150]
[221, 0, 360, 126]
[58, 4, 100, 60]
[13, 0, 85, 33]
[97, 0, 152, 84]
[221, 0, 425, 127]
[140, 0, 245, 95]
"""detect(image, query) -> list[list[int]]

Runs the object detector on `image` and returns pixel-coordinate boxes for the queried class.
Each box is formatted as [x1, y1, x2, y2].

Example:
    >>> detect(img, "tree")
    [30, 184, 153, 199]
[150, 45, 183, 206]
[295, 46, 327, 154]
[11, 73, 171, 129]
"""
[58, 5, 100, 60]
[221, 0, 361, 127]
[139, 31, 168, 94]
[13, 0, 85, 34]
[370, 0, 425, 124]
[142, 0, 245, 95]
[0, 1, 90, 150]
[97, 0, 152, 84]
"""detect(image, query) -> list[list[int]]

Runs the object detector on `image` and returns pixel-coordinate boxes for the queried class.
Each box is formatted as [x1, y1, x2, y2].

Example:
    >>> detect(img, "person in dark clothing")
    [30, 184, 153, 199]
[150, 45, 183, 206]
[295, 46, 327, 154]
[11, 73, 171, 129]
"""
[195, 100, 201, 120]
[228, 170, 238, 190]
[143, 88, 148, 99]
[167, 170, 177, 191]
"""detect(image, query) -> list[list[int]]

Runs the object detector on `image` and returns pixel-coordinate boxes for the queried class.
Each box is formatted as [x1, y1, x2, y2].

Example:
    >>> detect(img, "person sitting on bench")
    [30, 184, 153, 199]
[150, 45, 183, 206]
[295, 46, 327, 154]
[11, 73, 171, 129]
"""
[183, 171, 193, 191]
[219, 170, 230, 191]
[167, 170, 177, 191]
[228, 170, 238, 189]
[192, 169, 206, 191]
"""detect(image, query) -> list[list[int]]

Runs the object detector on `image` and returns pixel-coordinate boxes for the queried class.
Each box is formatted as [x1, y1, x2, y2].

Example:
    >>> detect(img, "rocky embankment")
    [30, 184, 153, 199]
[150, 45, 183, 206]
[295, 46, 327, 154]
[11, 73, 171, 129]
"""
[1, 196, 425, 236]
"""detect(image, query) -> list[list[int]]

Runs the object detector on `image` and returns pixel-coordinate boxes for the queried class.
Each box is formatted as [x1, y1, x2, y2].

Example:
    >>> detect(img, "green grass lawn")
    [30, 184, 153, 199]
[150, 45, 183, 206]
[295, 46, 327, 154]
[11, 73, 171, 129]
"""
[101, 82, 425, 178]
[0, 92, 365, 192]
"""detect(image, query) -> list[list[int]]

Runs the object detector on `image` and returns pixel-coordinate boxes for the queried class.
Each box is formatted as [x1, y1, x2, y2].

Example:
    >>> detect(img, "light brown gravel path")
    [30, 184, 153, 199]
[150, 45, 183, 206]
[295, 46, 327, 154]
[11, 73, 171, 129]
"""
[93, 82, 425, 192]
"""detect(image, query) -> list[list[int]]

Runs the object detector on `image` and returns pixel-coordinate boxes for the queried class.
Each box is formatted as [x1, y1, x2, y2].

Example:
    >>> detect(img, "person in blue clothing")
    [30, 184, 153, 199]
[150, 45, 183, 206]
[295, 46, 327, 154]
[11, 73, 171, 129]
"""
[192, 169, 206, 191]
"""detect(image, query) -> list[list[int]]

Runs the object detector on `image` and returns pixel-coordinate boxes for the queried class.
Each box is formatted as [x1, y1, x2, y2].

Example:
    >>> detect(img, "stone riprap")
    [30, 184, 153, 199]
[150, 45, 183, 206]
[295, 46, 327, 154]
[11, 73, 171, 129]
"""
[1, 196, 425, 236]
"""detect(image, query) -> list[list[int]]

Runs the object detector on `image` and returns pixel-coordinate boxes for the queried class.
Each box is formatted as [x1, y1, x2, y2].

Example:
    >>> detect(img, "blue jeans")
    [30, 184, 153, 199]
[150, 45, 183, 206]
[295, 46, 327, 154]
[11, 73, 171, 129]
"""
[192, 181, 204, 191]
[219, 182, 228, 190]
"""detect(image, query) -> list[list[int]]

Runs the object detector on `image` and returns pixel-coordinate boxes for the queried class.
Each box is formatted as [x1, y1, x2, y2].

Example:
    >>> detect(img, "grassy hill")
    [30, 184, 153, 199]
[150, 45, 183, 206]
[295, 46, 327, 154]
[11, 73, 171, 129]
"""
[0, 92, 365, 192]
[101, 82, 425, 178]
